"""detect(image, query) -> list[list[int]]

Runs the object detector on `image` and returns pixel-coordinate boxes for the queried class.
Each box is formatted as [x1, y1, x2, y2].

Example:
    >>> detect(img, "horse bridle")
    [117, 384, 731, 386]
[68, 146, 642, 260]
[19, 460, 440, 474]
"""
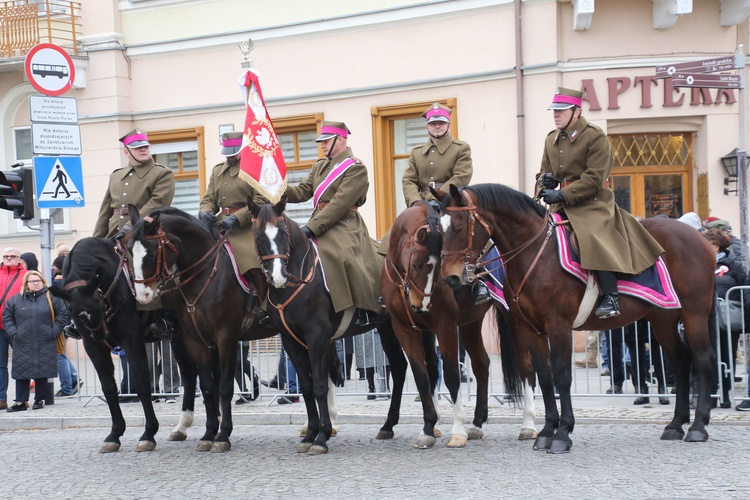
[441, 190, 557, 333]
[133, 216, 229, 347]
[383, 223, 436, 331]
[253, 215, 318, 349]
[62, 240, 133, 348]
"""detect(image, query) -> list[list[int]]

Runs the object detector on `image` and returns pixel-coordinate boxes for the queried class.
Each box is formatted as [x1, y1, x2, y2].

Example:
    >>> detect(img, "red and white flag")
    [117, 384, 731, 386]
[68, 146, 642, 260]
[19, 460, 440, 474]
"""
[237, 68, 287, 203]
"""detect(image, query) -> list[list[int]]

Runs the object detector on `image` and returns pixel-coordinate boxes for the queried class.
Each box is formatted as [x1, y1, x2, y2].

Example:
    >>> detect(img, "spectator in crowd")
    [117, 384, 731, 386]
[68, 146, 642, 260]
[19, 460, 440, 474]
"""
[114, 347, 137, 403]
[704, 228, 747, 408]
[235, 341, 259, 404]
[678, 212, 703, 232]
[622, 319, 671, 406]
[260, 340, 299, 404]
[19, 252, 38, 272]
[3, 271, 69, 411]
[704, 218, 746, 262]
[0, 247, 26, 410]
[354, 329, 390, 400]
[146, 340, 180, 403]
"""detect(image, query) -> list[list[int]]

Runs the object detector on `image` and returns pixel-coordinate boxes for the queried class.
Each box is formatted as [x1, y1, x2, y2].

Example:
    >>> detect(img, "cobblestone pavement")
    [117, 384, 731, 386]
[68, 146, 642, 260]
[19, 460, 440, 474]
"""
[1, 394, 749, 499]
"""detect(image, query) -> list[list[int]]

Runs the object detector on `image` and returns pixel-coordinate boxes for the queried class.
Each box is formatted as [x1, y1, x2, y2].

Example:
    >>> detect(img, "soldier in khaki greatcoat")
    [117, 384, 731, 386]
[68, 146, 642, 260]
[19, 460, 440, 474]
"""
[536, 87, 664, 319]
[398, 102, 489, 304]
[285, 121, 384, 327]
[86, 128, 176, 338]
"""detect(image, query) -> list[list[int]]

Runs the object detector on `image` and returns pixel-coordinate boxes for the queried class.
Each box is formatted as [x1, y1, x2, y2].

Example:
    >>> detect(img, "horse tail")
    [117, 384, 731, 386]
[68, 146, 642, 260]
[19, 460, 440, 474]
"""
[493, 303, 524, 405]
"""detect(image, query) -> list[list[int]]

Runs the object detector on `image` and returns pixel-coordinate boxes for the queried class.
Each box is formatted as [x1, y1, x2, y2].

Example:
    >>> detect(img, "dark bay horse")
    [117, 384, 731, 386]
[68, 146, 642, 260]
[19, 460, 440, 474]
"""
[251, 199, 409, 455]
[127, 206, 275, 453]
[381, 201, 537, 448]
[438, 184, 716, 454]
[49, 237, 198, 453]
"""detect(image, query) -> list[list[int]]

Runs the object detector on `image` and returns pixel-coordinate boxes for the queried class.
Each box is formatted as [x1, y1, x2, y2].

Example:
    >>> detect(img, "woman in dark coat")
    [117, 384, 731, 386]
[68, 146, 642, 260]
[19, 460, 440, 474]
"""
[2, 270, 69, 412]
[703, 229, 747, 408]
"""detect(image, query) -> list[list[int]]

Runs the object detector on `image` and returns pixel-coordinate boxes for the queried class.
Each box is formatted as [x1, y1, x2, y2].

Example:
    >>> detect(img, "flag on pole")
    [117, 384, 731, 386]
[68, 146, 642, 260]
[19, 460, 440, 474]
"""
[237, 68, 287, 203]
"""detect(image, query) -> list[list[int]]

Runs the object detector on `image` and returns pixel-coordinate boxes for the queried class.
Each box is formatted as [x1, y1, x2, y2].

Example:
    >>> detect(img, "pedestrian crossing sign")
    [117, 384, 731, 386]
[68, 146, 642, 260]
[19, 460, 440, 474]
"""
[33, 156, 85, 208]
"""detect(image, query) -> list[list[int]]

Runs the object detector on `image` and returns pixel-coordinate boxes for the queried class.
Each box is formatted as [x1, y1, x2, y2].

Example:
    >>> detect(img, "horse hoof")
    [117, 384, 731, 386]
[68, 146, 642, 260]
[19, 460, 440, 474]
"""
[299, 425, 307, 437]
[168, 431, 187, 442]
[99, 442, 121, 454]
[447, 434, 468, 448]
[307, 444, 329, 455]
[210, 441, 231, 453]
[533, 436, 552, 451]
[196, 440, 213, 452]
[433, 428, 442, 438]
[412, 435, 436, 449]
[135, 440, 156, 452]
[547, 439, 572, 454]
[518, 429, 538, 441]
[660, 428, 685, 441]
[297, 442, 313, 453]
[467, 427, 484, 441]
[376, 430, 394, 440]
[684, 429, 709, 442]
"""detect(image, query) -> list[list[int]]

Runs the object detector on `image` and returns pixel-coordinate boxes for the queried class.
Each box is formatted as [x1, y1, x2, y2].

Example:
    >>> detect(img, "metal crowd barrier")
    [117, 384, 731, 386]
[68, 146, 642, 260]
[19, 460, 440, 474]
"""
[63, 301, 749, 409]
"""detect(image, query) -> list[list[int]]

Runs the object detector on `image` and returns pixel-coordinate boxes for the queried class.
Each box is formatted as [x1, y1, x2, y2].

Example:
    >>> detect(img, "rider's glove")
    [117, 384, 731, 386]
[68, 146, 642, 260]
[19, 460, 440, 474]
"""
[539, 189, 566, 205]
[218, 214, 240, 233]
[540, 173, 559, 189]
[302, 225, 315, 239]
[199, 211, 216, 227]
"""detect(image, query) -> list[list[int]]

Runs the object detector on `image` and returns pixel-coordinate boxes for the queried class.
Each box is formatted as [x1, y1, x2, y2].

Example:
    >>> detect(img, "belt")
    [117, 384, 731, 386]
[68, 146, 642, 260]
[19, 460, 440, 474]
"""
[220, 207, 241, 216]
[559, 179, 610, 188]
[420, 181, 444, 193]
[317, 202, 358, 212]
[113, 208, 129, 216]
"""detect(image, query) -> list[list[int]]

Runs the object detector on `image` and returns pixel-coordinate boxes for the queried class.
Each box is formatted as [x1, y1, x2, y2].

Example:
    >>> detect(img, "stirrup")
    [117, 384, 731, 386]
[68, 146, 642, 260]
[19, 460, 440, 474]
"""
[63, 321, 82, 340]
[472, 280, 490, 305]
[594, 294, 620, 319]
[146, 319, 173, 342]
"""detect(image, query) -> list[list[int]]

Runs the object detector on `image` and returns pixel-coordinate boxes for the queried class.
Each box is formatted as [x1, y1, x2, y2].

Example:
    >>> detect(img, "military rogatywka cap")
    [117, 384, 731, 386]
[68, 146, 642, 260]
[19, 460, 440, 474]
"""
[220, 131, 244, 156]
[422, 102, 451, 123]
[548, 87, 584, 110]
[316, 121, 351, 142]
[120, 128, 151, 148]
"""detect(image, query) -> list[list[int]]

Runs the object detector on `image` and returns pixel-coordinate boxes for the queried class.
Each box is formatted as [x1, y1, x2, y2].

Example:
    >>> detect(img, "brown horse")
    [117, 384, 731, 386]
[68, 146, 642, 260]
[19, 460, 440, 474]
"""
[437, 184, 716, 454]
[381, 201, 537, 448]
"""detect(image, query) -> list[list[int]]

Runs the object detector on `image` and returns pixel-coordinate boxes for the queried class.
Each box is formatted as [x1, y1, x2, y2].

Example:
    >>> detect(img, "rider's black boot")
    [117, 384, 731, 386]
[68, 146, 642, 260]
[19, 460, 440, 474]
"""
[472, 278, 490, 305]
[63, 320, 82, 340]
[594, 270, 620, 319]
[146, 310, 175, 342]
[354, 308, 387, 328]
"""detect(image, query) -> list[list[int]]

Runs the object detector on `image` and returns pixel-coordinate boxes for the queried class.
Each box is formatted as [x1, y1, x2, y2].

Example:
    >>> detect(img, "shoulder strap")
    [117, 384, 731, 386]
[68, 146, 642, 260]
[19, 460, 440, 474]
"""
[0, 271, 21, 305]
[45, 291, 55, 323]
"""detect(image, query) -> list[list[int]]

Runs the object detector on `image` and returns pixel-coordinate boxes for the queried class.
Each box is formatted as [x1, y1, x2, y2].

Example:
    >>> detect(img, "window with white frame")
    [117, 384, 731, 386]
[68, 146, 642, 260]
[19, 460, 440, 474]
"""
[150, 140, 200, 216]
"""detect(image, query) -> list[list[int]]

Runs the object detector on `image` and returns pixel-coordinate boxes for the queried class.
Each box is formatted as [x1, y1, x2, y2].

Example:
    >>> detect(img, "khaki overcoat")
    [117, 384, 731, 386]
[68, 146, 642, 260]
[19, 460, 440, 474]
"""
[93, 158, 175, 238]
[401, 132, 473, 208]
[537, 116, 664, 274]
[199, 160, 267, 274]
[285, 147, 382, 314]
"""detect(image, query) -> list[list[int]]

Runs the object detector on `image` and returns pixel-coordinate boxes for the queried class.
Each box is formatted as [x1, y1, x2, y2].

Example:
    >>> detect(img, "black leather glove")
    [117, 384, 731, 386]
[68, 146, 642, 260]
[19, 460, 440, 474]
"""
[302, 225, 315, 239]
[199, 211, 216, 226]
[541, 173, 559, 189]
[428, 199, 441, 213]
[218, 214, 240, 233]
[540, 189, 566, 205]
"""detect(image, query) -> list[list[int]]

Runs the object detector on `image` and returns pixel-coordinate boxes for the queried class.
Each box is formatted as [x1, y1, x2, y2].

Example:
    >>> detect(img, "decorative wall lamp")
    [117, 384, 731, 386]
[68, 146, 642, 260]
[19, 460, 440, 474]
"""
[722, 147, 742, 196]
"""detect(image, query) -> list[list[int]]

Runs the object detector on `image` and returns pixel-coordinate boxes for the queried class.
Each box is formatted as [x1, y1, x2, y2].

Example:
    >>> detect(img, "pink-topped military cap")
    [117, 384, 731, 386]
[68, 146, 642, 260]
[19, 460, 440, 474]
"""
[119, 128, 150, 148]
[316, 121, 351, 142]
[220, 131, 243, 156]
[548, 87, 583, 110]
[421, 102, 451, 123]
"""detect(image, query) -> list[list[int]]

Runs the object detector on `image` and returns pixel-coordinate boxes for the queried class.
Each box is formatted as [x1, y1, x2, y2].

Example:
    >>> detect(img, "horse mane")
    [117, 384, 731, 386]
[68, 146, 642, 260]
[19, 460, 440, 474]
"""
[146, 206, 203, 225]
[465, 183, 546, 218]
[422, 201, 442, 258]
[62, 237, 119, 283]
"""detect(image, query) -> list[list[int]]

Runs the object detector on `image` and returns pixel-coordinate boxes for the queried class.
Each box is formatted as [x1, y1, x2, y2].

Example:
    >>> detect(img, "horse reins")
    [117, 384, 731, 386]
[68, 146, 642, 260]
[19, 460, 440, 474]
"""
[383, 224, 435, 331]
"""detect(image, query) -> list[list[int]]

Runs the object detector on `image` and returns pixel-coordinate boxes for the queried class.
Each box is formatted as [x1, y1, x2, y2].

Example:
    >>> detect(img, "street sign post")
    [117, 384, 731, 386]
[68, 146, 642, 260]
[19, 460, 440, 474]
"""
[31, 123, 82, 155]
[24, 43, 75, 97]
[32, 156, 84, 208]
[655, 55, 740, 78]
[28, 95, 78, 124]
[671, 73, 742, 89]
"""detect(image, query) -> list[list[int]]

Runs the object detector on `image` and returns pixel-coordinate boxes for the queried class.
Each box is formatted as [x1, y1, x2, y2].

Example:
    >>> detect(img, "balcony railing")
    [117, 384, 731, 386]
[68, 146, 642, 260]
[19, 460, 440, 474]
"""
[0, 0, 81, 59]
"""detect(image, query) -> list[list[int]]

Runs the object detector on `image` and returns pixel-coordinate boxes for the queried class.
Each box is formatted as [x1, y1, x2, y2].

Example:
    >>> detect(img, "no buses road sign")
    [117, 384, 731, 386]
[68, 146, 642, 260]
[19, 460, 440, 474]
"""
[24, 43, 76, 97]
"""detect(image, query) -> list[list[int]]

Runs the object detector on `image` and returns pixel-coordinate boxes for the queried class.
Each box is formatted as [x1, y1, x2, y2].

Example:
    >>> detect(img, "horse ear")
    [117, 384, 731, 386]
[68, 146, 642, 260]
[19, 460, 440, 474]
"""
[129, 203, 141, 225]
[144, 212, 161, 235]
[430, 187, 447, 202]
[416, 227, 429, 244]
[449, 184, 463, 205]
[273, 196, 287, 216]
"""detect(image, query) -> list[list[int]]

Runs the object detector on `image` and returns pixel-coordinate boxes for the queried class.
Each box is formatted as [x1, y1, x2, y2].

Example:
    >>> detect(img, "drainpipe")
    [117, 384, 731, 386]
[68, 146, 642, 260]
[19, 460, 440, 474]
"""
[514, 0, 526, 192]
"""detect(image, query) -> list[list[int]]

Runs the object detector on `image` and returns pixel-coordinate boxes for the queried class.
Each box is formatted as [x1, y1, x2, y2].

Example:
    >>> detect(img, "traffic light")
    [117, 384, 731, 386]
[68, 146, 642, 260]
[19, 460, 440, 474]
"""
[0, 167, 35, 220]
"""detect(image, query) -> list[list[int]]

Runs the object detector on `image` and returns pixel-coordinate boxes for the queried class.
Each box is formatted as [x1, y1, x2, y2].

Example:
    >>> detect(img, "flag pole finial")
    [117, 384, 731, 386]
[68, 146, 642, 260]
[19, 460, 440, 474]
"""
[239, 38, 254, 68]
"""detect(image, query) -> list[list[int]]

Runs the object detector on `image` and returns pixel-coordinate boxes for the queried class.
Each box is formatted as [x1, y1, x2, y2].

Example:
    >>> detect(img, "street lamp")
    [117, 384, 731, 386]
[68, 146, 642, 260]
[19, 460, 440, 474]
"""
[722, 147, 743, 195]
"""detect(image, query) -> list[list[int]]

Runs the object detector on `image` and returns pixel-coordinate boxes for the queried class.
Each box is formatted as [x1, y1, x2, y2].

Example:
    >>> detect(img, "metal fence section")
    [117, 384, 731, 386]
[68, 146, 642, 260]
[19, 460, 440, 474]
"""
[64, 301, 749, 410]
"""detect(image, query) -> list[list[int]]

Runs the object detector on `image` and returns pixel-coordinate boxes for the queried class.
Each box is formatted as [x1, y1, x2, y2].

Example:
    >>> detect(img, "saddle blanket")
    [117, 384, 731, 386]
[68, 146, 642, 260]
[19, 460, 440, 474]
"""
[551, 213, 681, 309]
[482, 245, 508, 310]
[222, 240, 252, 294]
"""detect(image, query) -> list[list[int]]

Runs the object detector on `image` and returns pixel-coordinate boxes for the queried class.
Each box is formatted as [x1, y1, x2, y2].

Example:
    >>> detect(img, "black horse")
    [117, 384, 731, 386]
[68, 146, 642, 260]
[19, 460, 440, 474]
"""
[127, 206, 277, 452]
[251, 199, 409, 455]
[49, 237, 198, 453]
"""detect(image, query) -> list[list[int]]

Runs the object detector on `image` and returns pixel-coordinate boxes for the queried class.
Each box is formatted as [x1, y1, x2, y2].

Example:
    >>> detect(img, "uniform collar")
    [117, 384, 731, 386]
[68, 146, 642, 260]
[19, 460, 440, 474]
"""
[553, 116, 588, 145]
[326, 147, 353, 168]
[118, 158, 156, 180]
[218, 160, 239, 176]
[423, 132, 454, 155]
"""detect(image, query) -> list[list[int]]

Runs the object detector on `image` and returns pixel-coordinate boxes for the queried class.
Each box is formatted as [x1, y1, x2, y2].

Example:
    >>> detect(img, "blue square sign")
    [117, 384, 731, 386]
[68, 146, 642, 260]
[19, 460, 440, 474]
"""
[33, 156, 85, 208]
